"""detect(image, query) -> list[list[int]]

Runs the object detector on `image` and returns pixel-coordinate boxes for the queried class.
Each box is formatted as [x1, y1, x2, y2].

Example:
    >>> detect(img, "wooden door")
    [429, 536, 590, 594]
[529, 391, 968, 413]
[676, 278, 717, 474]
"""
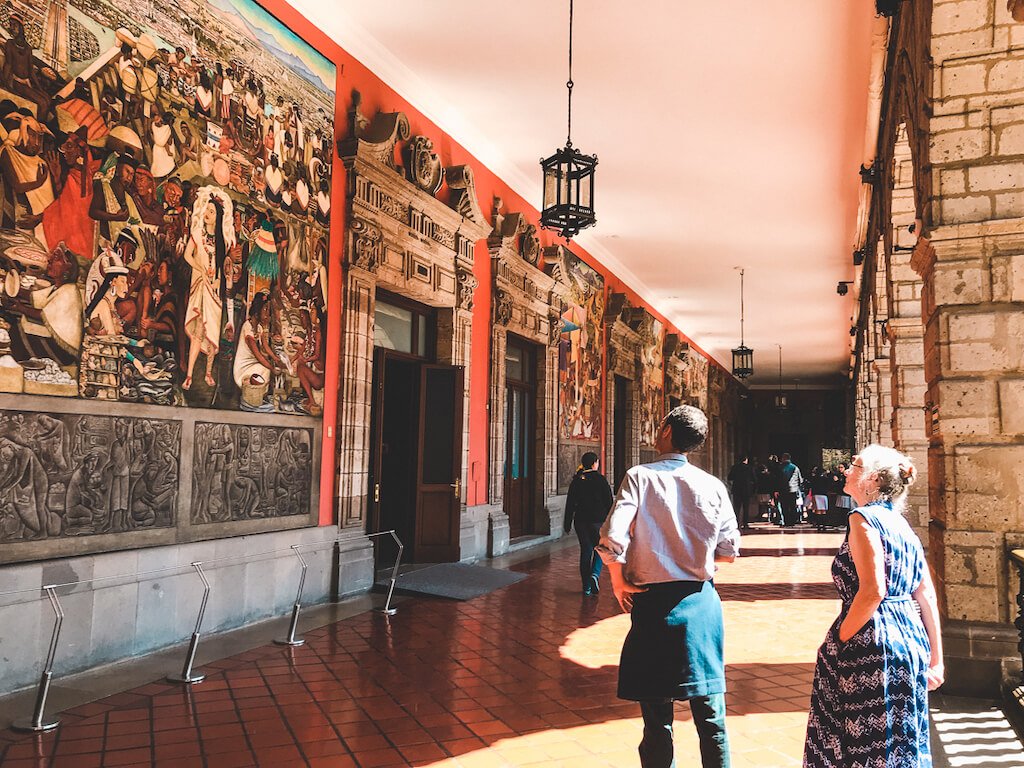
[414, 364, 464, 562]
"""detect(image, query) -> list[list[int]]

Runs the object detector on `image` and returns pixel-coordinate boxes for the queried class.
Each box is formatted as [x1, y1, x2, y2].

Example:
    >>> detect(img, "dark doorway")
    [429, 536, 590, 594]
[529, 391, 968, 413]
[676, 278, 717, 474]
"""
[613, 375, 629, 493]
[504, 337, 535, 539]
[371, 353, 418, 565]
[369, 293, 463, 565]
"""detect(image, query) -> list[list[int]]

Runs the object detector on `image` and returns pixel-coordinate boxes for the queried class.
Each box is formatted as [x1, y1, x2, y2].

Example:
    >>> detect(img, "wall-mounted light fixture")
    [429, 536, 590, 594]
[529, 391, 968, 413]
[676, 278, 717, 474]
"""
[837, 281, 851, 296]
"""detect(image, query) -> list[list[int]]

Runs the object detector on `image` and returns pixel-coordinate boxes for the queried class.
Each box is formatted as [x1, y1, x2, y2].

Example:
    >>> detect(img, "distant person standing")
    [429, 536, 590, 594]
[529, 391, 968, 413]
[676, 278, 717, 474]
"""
[598, 405, 740, 768]
[779, 453, 804, 526]
[727, 455, 757, 529]
[563, 451, 614, 595]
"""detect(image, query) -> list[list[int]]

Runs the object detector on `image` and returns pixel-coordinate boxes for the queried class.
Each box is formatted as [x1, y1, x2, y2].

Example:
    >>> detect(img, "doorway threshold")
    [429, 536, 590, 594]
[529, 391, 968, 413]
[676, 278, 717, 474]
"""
[506, 534, 554, 554]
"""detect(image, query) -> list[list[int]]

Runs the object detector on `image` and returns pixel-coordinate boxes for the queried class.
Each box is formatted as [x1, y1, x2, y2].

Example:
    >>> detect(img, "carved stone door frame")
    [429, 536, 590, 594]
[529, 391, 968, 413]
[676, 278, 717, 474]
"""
[335, 101, 490, 552]
[485, 211, 567, 555]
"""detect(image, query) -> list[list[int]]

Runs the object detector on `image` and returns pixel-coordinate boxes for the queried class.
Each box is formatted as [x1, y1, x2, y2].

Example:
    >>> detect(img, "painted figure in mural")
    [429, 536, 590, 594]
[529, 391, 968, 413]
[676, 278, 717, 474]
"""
[89, 153, 140, 260]
[41, 128, 97, 259]
[1, 14, 51, 121]
[0, 112, 55, 246]
[182, 186, 235, 390]
[84, 246, 131, 336]
[233, 291, 280, 399]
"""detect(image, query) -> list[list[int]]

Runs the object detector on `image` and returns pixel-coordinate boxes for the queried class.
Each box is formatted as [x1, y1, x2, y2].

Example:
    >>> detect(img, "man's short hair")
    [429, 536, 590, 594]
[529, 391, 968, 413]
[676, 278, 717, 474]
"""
[781, 453, 791, 461]
[580, 451, 599, 469]
[665, 405, 707, 453]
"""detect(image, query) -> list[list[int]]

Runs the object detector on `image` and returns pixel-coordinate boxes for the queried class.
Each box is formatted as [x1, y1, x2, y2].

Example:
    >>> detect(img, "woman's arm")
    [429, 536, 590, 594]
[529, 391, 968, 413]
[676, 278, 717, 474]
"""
[839, 512, 886, 642]
[913, 567, 945, 690]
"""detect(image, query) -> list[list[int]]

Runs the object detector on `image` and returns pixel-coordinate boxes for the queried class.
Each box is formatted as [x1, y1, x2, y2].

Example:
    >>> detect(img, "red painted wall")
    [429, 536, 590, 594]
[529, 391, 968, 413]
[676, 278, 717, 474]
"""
[259, 0, 734, 520]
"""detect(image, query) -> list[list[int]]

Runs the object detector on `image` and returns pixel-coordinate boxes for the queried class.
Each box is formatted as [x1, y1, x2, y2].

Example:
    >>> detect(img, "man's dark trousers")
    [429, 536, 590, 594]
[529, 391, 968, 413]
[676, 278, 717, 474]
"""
[639, 694, 730, 768]
[574, 521, 603, 588]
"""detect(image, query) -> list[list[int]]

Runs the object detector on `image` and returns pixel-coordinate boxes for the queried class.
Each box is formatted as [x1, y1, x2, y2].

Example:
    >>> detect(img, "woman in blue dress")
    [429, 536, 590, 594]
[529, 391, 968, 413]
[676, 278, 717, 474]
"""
[804, 445, 944, 768]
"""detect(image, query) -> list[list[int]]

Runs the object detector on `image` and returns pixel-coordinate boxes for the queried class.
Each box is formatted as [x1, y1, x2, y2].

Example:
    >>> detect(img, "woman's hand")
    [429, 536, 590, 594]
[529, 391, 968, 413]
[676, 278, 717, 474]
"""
[926, 662, 944, 690]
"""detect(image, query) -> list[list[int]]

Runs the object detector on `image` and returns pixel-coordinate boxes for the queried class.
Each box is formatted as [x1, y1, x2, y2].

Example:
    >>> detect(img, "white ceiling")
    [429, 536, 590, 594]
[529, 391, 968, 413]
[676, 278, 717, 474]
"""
[290, 0, 876, 387]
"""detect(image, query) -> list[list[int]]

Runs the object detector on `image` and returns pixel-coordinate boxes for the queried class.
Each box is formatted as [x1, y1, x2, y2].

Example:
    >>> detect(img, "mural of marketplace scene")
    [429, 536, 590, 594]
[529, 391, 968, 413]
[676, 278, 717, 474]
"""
[4, 2, 1024, 761]
[0, 0, 333, 558]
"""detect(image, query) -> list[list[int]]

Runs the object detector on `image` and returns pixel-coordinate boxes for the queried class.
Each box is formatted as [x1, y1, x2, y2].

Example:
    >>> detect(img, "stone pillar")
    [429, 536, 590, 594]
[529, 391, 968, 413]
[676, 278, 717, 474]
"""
[336, 265, 376, 530]
[487, 327, 510, 555]
[906, 0, 1024, 694]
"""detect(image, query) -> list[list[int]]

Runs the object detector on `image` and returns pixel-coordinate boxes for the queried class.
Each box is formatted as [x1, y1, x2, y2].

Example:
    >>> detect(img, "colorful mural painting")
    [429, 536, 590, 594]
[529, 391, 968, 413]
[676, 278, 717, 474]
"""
[685, 346, 709, 411]
[557, 252, 603, 440]
[0, 0, 334, 414]
[639, 317, 664, 446]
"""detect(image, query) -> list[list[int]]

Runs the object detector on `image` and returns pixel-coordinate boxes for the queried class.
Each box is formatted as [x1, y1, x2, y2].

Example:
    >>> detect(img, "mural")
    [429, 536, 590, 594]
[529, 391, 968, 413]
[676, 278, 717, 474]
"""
[0, 0, 334, 415]
[639, 318, 664, 446]
[191, 422, 311, 522]
[685, 347, 709, 411]
[557, 252, 603, 440]
[0, 408, 179, 542]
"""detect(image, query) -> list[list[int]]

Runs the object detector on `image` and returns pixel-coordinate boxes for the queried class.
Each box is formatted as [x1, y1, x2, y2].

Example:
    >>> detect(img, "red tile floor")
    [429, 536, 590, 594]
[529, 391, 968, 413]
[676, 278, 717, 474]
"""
[0, 528, 894, 767]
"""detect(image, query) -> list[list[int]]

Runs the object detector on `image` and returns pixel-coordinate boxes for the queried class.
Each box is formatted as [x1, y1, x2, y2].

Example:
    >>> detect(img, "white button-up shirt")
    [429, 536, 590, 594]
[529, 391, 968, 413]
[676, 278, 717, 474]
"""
[598, 454, 741, 584]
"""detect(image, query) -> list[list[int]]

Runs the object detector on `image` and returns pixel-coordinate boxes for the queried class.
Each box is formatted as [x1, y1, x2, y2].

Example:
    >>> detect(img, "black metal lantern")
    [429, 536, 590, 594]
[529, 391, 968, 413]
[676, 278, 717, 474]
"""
[730, 268, 754, 379]
[540, 0, 597, 240]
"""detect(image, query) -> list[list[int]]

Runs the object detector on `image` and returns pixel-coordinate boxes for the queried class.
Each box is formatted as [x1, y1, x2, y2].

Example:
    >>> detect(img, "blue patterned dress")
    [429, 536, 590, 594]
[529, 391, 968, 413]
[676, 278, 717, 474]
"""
[804, 501, 932, 768]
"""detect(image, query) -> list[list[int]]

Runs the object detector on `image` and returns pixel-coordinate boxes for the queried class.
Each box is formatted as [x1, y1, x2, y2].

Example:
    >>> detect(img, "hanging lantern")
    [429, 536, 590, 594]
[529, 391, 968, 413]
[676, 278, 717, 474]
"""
[540, 0, 597, 240]
[730, 268, 754, 379]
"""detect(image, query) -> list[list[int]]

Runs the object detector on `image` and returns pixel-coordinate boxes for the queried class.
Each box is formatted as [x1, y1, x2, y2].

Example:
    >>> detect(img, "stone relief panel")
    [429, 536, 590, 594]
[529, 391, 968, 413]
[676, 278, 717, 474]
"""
[557, 252, 604, 440]
[0, 409, 179, 542]
[191, 422, 312, 523]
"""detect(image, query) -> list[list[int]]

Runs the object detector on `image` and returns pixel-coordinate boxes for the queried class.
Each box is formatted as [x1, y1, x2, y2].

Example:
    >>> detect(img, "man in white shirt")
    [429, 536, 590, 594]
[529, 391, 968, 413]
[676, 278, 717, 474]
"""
[598, 405, 740, 768]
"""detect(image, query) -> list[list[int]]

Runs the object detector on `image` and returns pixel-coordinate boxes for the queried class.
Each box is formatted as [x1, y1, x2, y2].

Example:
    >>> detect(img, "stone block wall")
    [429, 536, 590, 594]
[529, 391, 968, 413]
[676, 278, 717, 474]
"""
[918, 0, 1024, 692]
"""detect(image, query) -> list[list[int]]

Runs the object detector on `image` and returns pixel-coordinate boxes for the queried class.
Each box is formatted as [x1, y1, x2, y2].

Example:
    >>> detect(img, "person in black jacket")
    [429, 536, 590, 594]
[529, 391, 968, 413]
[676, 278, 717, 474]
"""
[564, 451, 614, 595]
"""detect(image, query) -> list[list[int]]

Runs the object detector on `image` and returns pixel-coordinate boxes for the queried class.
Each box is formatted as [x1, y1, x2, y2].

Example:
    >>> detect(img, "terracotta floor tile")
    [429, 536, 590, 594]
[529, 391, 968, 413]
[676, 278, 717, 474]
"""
[0, 531, 872, 768]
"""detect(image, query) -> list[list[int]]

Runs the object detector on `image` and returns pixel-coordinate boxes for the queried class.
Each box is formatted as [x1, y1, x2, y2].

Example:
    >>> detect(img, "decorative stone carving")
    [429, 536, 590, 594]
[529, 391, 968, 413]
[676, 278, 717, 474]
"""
[340, 94, 410, 173]
[605, 291, 628, 322]
[457, 267, 478, 311]
[192, 423, 313, 523]
[494, 288, 513, 327]
[404, 136, 444, 195]
[664, 333, 690, 360]
[522, 224, 540, 266]
[546, 312, 560, 347]
[350, 218, 383, 272]
[347, 89, 370, 139]
[447, 165, 487, 225]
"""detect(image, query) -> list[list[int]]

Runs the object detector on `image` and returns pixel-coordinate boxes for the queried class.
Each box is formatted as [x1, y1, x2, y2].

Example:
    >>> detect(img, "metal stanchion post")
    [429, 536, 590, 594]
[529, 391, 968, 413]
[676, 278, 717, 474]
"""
[275, 546, 307, 646]
[167, 562, 210, 685]
[12, 587, 64, 733]
[377, 530, 403, 616]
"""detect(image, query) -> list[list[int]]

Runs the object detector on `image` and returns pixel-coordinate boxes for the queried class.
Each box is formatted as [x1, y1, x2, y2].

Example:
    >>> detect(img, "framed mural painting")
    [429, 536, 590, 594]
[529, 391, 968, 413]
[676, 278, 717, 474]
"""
[0, 0, 335, 415]
[557, 251, 603, 441]
[0, 1, 331, 561]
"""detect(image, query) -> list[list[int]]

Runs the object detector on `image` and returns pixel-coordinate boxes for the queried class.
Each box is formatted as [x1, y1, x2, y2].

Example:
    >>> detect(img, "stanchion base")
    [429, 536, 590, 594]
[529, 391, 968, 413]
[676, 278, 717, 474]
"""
[375, 607, 397, 616]
[166, 672, 205, 685]
[11, 718, 59, 733]
[273, 637, 305, 646]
